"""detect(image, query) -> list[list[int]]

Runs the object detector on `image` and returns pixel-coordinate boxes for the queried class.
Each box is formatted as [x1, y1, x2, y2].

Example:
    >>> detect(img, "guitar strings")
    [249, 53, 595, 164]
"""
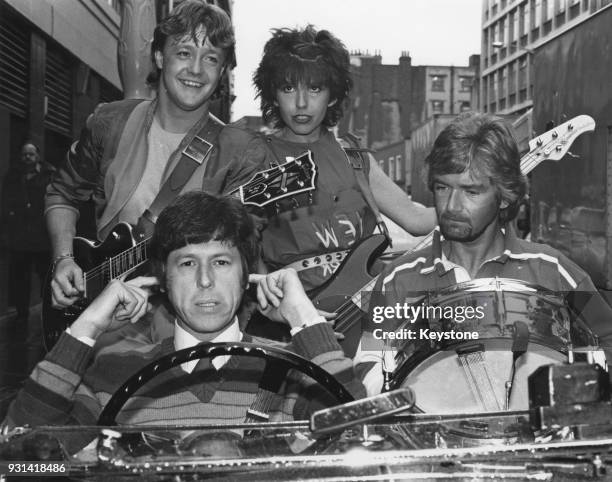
[83, 239, 150, 284]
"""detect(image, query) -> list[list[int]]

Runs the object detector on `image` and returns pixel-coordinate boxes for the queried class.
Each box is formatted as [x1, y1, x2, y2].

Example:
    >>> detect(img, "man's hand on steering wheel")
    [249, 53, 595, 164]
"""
[69, 276, 159, 341]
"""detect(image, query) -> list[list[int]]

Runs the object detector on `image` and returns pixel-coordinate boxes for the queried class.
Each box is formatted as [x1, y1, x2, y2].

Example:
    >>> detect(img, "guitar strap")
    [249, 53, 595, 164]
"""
[339, 133, 392, 247]
[136, 114, 225, 237]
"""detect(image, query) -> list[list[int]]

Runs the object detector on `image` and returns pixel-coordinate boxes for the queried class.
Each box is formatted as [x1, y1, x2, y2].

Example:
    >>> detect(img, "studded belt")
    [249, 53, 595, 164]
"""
[285, 249, 350, 273]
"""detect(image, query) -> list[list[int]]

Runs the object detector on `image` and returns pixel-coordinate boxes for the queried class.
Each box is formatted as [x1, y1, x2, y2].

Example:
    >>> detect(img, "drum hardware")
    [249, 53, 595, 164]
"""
[505, 321, 530, 410]
[529, 362, 612, 433]
[455, 343, 502, 412]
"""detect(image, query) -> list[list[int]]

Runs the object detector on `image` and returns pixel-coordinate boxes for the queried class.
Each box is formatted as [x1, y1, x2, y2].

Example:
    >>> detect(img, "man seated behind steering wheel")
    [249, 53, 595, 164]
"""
[356, 112, 612, 396]
[4, 192, 366, 438]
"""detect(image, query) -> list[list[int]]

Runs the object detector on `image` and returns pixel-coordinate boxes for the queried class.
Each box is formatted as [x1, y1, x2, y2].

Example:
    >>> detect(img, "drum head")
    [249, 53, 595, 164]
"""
[401, 339, 566, 413]
[393, 278, 600, 414]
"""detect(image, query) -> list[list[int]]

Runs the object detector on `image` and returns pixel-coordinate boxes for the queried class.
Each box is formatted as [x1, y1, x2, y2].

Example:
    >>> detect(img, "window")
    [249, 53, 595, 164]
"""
[508, 61, 516, 94]
[108, 0, 123, 13]
[510, 9, 519, 51]
[431, 75, 445, 92]
[558, 0, 567, 14]
[395, 155, 402, 180]
[431, 100, 444, 114]
[460, 101, 471, 112]
[518, 56, 528, 89]
[519, 4, 528, 36]
[499, 66, 506, 98]
[543, 0, 554, 20]
[531, 0, 541, 30]
[459, 76, 473, 92]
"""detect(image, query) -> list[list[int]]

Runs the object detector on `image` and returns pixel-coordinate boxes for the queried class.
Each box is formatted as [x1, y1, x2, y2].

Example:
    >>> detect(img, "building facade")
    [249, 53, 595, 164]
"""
[338, 52, 478, 191]
[0, 0, 233, 314]
[480, 0, 611, 116]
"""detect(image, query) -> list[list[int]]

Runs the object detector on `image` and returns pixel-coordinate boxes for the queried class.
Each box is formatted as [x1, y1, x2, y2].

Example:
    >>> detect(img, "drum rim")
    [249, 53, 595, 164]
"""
[391, 337, 567, 392]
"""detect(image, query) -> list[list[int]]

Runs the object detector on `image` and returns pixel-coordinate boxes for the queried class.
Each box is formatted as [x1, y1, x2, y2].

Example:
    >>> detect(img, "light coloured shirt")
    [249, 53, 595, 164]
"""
[174, 317, 243, 373]
[121, 117, 185, 225]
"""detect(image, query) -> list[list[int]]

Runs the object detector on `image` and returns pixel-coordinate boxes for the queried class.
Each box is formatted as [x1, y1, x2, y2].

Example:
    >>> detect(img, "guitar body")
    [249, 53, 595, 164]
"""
[41, 223, 138, 351]
[309, 234, 389, 357]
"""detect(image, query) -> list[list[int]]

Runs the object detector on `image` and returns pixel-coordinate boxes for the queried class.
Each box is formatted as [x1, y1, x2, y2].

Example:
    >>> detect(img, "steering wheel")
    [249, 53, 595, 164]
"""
[98, 341, 356, 425]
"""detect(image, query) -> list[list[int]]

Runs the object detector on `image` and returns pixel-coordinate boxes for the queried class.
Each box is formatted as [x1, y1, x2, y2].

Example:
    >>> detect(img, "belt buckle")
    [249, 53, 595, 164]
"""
[182, 135, 213, 164]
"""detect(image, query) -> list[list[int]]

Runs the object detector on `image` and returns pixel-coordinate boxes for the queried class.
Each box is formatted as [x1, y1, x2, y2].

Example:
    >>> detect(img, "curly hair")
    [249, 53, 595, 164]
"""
[253, 25, 352, 128]
[150, 191, 259, 288]
[425, 112, 528, 224]
[147, 0, 236, 88]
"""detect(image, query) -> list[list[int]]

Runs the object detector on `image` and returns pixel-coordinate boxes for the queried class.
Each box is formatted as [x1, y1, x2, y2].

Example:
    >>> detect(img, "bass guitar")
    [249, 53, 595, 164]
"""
[42, 151, 317, 351]
[312, 115, 596, 357]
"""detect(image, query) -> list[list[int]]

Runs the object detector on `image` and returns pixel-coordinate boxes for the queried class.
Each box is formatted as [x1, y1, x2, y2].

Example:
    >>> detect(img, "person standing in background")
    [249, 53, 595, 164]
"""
[1, 142, 54, 330]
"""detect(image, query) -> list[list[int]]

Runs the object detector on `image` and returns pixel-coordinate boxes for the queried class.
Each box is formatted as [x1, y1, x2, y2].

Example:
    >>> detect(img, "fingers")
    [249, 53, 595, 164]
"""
[51, 259, 84, 308]
[317, 309, 338, 320]
[250, 272, 284, 310]
[126, 276, 160, 291]
[113, 283, 149, 323]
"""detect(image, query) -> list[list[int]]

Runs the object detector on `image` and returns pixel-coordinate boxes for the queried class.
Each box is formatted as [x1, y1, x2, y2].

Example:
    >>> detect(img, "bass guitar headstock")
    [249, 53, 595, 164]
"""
[526, 114, 595, 166]
[239, 150, 317, 207]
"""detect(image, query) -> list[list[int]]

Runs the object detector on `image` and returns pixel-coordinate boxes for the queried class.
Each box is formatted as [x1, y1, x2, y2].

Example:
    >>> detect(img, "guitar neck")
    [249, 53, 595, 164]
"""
[108, 238, 151, 278]
[84, 237, 151, 299]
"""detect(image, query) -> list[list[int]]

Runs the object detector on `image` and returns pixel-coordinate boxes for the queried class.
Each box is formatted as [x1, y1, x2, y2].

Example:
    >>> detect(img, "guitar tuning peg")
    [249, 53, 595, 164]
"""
[536, 138, 543, 147]
[308, 192, 314, 205]
[552, 131, 558, 139]
[568, 123, 574, 130]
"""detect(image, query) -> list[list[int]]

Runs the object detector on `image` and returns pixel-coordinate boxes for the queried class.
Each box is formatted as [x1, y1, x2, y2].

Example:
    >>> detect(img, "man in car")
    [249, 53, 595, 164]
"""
[5, 192, 365, 435]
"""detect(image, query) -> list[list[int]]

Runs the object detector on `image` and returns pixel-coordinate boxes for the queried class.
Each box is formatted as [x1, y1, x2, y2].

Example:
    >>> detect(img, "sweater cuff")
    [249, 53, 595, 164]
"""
[292, 322, 341, 360]
[47, 331, 94, 375]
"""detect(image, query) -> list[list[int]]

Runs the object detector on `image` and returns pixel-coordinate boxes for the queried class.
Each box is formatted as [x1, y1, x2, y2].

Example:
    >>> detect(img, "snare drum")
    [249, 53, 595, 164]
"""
[391, 278, 601, 414]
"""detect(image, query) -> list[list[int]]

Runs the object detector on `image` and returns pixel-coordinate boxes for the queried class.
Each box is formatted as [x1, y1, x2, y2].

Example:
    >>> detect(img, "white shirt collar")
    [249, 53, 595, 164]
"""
[174, 317, 243, 373]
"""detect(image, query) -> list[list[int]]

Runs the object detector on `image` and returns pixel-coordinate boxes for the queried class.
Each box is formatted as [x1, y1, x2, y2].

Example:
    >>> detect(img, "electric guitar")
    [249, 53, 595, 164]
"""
[42, 151, 317, 351]
[312, 115, 596, 357]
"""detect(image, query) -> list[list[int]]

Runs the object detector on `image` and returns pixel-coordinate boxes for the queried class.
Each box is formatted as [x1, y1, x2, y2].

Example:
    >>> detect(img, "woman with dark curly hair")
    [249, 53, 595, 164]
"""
[253, 26, 436, 293]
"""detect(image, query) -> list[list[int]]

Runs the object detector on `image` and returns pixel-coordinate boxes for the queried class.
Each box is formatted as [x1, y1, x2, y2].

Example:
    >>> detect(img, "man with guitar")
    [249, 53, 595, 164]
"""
[45, 1, 266, 314]
[356, 112, 612, 397]
[5, 192, 365, 446]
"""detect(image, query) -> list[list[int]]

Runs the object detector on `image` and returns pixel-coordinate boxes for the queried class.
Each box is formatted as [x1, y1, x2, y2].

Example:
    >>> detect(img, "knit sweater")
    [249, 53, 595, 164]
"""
[5, 320, 365, 435]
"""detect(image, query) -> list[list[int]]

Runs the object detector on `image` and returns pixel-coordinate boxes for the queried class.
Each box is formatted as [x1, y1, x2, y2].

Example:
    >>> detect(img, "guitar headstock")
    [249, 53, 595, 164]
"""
[527, 114, 595, 163]
[239, 150, 317, 207]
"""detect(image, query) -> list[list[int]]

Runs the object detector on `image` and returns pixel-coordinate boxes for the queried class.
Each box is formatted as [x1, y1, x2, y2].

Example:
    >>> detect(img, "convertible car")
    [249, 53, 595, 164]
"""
[2, 337, 612, 481]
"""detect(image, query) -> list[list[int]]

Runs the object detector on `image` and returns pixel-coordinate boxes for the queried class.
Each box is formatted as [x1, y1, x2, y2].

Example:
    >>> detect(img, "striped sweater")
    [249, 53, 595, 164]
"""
[356, 227, 612, 393]
[5, 319, 365, 437]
